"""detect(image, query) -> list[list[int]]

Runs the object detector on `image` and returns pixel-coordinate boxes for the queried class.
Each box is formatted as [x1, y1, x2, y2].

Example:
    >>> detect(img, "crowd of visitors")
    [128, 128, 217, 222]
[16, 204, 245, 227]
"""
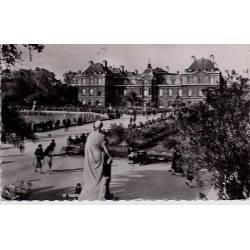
[26, 117, 86, 133]
[66, 134, 87, 145]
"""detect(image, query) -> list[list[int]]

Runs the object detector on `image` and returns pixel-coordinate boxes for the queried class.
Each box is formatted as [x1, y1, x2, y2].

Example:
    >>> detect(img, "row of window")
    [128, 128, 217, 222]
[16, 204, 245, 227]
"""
[163, 76, 217, 85]
[159, 89, 204, 97]
[82, 89, 102, 96]
[77, 78, 105, 85]
[77, 75, 218, 86]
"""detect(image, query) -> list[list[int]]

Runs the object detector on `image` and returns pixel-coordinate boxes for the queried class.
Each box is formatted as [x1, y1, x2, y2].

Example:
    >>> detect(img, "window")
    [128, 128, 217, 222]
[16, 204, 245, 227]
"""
[132, 79, 136, 85]
[178, 89, 182, 97]
[159, 89, 163, 97]
[169, 89, 172, 97]
[90, 89, 94, 95]
[171, 78, 176, 85]
[144, 89, 149, 96]
[82, 100, 86, 105]
[193, 76, 198, 83]
[204, 76, 209, 83]
[82, 89, 86, 95]
[83, 78, 86, 85]
[188, 89, 192, 97]
[124, 89, 127, 95]
[98, 91, 101, 96]
[182, 77, 187, 84]
[199, 90, 203, 97]
[98, 78, 102, 85]
[93, 78, 98, 84]
[210, 76, 215, 84]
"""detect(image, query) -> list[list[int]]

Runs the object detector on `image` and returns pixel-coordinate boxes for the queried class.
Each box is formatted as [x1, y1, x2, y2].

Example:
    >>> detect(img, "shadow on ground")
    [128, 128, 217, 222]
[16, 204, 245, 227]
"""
[28, 186, 75, 201]
[110, 169, 201, 201]
[50, 168, 84, 174]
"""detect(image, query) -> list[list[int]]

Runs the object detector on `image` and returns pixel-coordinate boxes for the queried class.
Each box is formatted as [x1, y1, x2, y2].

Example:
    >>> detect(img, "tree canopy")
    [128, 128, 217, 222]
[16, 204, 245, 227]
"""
[178, 71, 250, 199]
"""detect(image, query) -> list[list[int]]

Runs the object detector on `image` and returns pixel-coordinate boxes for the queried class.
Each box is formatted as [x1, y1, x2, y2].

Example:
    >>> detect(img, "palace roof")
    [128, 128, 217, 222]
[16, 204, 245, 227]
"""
[187, 58, 219, 72]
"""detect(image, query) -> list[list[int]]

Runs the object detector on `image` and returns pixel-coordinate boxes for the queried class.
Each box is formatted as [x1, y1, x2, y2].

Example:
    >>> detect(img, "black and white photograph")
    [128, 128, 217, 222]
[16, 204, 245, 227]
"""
[1, 1, 250, 250]
[1, 44, 250, 201]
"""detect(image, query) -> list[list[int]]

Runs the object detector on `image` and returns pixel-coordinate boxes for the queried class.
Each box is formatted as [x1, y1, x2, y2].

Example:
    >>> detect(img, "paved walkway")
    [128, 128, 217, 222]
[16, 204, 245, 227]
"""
[1, 114, 217, 201]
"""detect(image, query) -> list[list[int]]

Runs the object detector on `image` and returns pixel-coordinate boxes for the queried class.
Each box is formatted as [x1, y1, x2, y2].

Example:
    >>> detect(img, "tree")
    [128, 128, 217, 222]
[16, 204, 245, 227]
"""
[63, 71, 77, 85]
[1, 44, 44, 69]
[180, 71, 250, 199]
[1, 44, 44, 142]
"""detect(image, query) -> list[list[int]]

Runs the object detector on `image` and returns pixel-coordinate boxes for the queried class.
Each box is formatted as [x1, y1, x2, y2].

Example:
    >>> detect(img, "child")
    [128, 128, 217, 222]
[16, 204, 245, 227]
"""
[185, 165, 195, 187]
[62, 183, 82, 200]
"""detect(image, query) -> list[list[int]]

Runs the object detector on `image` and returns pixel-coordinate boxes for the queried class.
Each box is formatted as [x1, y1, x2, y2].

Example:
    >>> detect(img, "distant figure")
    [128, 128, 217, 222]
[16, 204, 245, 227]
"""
[133, 110, 137, 124]
[19, 141, 25, 154]
[128, 147, 136, 164]
[34, 144, 44, 173]
[74, 135, 81, 144]
[129, 117, 133, 124]
[171, 146, 184, 175]
[185, 164, 194, 187]
[49, 139, 56, 152]
[79, 120, 113, 201]
[44, 144, 54, 173]
[67, 136, 73, 145]
[32, 100, 36, 111]
[80, 133, 86, 144]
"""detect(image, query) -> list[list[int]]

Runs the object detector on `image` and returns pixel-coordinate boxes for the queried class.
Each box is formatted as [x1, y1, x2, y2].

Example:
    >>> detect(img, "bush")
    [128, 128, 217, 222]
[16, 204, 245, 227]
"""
[164, 136, 178, 149]
[108, 135, 121, 146]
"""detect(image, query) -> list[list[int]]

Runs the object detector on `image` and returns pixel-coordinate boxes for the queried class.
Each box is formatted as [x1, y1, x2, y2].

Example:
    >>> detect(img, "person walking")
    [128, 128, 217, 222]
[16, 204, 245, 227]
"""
[34, 144, 44, 173]
[47, 149, 53, 174]
[44, 144, 54, 173]
[78, 120, 113, 201]
[49, 139, 56, 152]
[19, 140, 25, 154]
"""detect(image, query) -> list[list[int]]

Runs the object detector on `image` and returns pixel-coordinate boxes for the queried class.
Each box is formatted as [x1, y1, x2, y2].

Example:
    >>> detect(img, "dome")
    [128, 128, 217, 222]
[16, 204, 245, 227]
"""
[187, 58, 218, 72]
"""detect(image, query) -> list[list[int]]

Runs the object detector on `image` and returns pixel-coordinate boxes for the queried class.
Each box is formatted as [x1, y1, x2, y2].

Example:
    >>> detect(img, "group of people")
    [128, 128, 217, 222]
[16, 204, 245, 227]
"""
[26, 116, 87, 133]
[66, 134, 87, 145]
[32, 120, 115, 200]
[34, 139, 56, 174]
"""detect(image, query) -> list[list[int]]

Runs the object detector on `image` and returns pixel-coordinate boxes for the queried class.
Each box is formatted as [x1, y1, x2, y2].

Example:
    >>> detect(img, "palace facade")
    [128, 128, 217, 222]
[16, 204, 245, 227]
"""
[73, 57, 222, 107]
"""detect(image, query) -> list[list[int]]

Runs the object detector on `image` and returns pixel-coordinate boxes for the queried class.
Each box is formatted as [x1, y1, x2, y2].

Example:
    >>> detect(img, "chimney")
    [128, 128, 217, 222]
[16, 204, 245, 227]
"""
[102, 60, 108, 67]
[89, 61, 94, 65]
[134, 69, 138, 75]
[166, 66, 169, 72]
[120, 65, 125, 72]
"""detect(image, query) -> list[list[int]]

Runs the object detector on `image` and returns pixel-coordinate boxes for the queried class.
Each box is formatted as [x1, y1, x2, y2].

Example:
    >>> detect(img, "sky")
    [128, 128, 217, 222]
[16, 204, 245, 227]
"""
[18, 44, 250, 80]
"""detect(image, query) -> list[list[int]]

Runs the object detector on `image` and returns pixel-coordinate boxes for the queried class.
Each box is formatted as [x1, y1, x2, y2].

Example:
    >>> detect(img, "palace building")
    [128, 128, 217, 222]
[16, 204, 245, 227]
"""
[73, 57, 222, 107]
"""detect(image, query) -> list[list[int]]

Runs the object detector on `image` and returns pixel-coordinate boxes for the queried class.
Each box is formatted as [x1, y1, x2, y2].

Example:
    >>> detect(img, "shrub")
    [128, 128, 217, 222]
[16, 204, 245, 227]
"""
[164, 136, 178, 149]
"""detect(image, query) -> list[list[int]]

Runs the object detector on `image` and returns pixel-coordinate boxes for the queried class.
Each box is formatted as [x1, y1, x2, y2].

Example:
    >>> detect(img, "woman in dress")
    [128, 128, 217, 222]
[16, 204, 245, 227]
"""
[79, 120, 112, 201]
